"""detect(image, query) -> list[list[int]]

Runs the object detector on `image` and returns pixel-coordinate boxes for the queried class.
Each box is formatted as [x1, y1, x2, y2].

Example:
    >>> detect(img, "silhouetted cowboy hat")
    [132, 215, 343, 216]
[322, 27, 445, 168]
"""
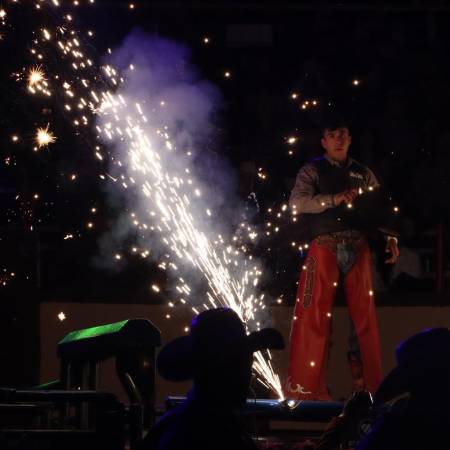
[157, 308, 285, 382]
[374, 327, 450, 405]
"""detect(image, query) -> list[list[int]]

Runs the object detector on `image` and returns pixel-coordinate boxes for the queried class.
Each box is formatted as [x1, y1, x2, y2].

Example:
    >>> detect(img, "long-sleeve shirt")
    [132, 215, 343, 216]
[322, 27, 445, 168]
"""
[289, 154, 380, 214]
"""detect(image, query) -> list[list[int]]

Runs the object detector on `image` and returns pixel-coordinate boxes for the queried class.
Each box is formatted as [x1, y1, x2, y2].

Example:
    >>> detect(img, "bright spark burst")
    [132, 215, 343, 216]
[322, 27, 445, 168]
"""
[28, 66, 46, 88]
[35, 124, 56, 148]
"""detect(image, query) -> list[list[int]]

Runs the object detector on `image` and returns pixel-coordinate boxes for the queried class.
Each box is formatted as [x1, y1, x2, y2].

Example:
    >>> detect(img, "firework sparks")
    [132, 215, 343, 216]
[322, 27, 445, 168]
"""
[18, 0, 284, 400]
[35, 124, 56, 148]
[96, 97, 284, 399]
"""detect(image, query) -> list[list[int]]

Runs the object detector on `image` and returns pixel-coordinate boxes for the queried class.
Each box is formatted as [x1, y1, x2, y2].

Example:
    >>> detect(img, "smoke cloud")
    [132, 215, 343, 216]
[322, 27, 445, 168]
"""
[95, 29, 268, 326]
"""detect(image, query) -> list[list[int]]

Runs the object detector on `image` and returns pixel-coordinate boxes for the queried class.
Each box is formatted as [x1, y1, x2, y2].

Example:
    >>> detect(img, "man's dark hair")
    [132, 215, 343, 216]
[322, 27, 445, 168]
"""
[319, 113, 352, 136]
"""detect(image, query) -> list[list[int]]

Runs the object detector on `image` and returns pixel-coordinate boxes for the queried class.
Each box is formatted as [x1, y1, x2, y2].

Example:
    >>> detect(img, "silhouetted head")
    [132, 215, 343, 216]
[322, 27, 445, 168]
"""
[157, 308, 284, 408]
[375, 327, 450, 405]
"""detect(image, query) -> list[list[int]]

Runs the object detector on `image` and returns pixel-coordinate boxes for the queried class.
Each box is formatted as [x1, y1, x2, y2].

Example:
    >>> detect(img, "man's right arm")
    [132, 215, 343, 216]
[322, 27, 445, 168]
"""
[289, 164, 335, 214]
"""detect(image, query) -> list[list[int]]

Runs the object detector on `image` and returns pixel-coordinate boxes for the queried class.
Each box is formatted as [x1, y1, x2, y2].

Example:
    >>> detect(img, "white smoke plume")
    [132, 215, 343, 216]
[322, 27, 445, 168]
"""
[96, 30, 262, 314]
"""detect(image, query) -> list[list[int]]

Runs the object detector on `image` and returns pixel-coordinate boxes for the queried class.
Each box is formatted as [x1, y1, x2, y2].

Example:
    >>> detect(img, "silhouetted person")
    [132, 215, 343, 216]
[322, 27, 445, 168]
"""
[142, 308, 284, 450]
[357, 327, 450, 450]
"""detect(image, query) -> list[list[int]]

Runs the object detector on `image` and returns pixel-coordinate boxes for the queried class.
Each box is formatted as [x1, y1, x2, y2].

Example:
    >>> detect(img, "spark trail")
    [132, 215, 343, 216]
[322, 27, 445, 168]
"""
[8, 0, 284, 399]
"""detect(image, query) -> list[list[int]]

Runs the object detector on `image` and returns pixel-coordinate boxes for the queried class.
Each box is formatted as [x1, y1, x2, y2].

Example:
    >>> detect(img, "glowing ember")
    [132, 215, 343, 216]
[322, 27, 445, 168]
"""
[28, 66, 46, 88]
[35, 124, 56, 148]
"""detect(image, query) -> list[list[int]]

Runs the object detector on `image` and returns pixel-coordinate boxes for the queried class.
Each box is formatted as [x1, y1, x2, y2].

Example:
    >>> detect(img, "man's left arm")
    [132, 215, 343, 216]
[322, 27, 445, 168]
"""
[364, 167, 400, 264]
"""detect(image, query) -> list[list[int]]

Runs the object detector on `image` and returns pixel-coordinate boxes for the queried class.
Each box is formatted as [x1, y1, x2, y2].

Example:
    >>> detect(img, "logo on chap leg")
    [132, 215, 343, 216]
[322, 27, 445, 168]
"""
[286, 377, 312, 395]
[302, 256, 316, 308]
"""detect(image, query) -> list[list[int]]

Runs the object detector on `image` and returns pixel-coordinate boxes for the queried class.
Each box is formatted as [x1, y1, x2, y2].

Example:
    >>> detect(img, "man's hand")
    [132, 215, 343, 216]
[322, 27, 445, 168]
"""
[333, 189, 358, 206]
[385, 237, 399, 264]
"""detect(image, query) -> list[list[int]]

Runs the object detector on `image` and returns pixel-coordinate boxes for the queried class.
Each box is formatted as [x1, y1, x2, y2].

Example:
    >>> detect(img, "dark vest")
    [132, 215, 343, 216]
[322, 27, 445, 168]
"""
[305, 157, 368, 238]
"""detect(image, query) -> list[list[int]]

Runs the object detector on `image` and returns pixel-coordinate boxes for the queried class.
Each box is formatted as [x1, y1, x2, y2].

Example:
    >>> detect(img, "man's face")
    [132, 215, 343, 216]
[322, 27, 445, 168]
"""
[321, 127, 352, 162]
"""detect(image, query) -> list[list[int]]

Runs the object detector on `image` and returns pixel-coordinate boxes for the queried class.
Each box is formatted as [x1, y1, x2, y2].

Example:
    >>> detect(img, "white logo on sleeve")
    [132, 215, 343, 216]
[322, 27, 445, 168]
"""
[349, 171, 364, 180]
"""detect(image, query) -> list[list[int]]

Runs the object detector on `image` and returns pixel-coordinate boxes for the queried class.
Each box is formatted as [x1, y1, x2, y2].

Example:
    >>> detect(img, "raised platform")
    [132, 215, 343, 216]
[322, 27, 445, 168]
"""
[163, 397, 346, 446]
[166, 396, 344, 422]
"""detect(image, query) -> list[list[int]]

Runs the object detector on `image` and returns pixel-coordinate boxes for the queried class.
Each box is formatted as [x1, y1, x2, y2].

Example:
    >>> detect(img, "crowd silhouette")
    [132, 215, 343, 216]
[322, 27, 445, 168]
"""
[145, 308, 450, 450]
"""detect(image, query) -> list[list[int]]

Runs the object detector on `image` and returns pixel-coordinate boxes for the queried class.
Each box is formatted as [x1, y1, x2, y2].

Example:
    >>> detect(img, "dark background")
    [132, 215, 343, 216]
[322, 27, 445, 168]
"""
[1, 0, 450, 386]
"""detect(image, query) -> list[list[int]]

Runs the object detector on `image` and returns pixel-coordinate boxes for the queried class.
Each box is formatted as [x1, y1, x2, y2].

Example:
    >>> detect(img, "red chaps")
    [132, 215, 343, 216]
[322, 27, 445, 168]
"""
[286, 237, 382, 400]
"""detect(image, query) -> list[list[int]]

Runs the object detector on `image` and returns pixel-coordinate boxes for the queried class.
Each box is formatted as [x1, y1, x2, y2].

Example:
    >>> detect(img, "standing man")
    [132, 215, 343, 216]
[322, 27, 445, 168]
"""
[286, 117, 399, 401]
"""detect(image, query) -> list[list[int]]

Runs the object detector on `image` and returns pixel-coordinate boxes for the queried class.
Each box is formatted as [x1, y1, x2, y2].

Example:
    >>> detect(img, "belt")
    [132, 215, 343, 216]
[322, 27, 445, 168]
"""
[315, 233, 367, 250]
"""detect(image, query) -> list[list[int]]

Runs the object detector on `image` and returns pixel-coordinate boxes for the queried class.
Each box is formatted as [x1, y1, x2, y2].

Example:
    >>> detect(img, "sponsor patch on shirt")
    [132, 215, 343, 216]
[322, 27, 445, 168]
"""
[349, 171, 364, 179]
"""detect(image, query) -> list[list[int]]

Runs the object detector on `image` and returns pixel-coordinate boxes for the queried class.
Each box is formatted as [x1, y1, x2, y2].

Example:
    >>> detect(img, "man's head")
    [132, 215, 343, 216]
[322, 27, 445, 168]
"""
[320, 117, 352, 163]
